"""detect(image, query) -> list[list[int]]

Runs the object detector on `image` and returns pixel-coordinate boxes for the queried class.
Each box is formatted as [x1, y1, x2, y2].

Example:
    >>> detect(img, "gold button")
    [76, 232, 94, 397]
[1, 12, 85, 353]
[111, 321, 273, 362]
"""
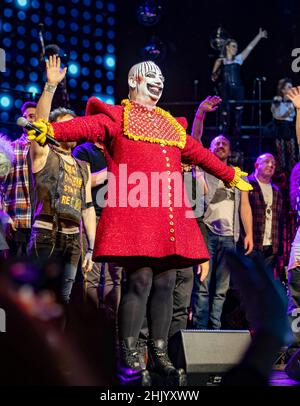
[168, 193, 172, 197]
[167, 171, 171, 175]
[169, 221, 174, 226]
[168, 200, 172, 205]
[168, 185, 172, 190]
[169, 214, 174, 219]
[168, 178, 171, 183]
[166, 163, 170, 168]
[162, 149, 167, 154]
[170, 228, 175, 233]
[170, 236, 175, 242]
[165, 157, 170, 162]
[169, 207, 173, 212]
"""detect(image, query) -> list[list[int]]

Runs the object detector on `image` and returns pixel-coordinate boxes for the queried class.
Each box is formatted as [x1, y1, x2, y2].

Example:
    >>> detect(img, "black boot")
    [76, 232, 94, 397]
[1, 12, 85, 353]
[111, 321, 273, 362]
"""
[148, 339, 187, 386]
[118, 337, 151, 386]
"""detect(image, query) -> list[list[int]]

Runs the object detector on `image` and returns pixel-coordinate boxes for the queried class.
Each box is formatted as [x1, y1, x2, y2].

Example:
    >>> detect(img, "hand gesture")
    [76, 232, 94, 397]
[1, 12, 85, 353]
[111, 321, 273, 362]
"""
[46, 54, 67, 86]
[82, 251, 94, 273]
[197, 95, 222, 116]
[243, 234, 253, 255]
[197, 260, 210, 283]
[287, 86, 300, 109]
[259, 28, 268, 40]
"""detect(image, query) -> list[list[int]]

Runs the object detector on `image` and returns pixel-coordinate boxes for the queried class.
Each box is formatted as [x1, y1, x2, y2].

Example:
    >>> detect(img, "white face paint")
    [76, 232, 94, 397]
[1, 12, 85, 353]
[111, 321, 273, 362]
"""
[128, 61, 164, 107]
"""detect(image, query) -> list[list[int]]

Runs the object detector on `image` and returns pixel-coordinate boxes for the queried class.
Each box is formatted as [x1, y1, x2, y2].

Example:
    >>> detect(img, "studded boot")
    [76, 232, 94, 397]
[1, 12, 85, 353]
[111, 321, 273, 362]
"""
[117, 337, 151, 386]
[147, 339, 187, 386]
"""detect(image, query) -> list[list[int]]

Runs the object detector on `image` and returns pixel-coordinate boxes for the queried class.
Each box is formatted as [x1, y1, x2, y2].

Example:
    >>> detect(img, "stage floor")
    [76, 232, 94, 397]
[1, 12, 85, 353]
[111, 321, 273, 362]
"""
[270, 370, 299, 386]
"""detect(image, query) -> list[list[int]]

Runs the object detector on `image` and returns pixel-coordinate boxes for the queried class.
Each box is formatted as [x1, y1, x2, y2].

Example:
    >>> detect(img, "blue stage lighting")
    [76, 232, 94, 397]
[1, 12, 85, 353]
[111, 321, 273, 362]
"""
[83, 0, 91, 6]
[30, 43, 39, 52]
[94, 70, 102, 78]
[45, 2, 53, 12]
[15, 84, 25, 91]
[16, 0, 29, 8]
[17, 40, 25, 49]
[69, 62, 80, 77]
[82, 39, 91, 48]
[45, 16, 53, 26]
[70, 23, 79, 31]
[32, 1, 40, 9]
[44, 31, 52, 41]
[95, 28, 103, 37]
[94, 94, 115, 105]
[3, 38, 12, 47]
[17, 26, 25, 35]
[82, 81, 90, 90]
[31, 14, 39, 23]
[107, 30, 116, 39]
[108, 2, 116, 12]
[57, 34, 65, 43]
[107, 72, 114, 81]
[71, 8, 79, 18]
[58, 20, 65, 29]
[94, 84, 102, 92]
[82, 67, 90, 76]
[96, 15, 103, 23]
[17, 55, 25, 64]
[4, 8, 13, 18]
[104, 55, 116, 70]
[30, 57, 38, 67]
[70, 51, 78, 60]
[95, 42, 103, 51]
[72, 0, 79, 3]
[106, 97, 115, 105]
[69, 79, 77, 88]
[108, 17, 116, 26]
[95, 55, 103, 65]
[27, 84, 40, 96]
[70, 37, 78, 45]
[0, 112, 9, 122]
[58, 6, 66, 14]
[30, 72, 38, 82]
[16, 70, 25, 79]
[96, 1, 103, 9]
[15, 99, 23, 108]
[0, 95, 13, 109]
[1, 83, 9, 89]
[82, 95, 89, 102]
[106, 85, 114, 95]
[3, 23, 12, 32]
[107, 44, 115, 53]
[17, 11, 26, 21]
[82, 53, 90, 62]
[83, 11, 91, 20]
[83, 25, 91, 34]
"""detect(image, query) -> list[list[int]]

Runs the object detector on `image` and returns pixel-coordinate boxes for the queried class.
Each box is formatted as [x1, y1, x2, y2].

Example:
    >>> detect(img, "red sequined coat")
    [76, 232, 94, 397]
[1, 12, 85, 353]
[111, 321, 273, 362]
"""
[51, 98, 235, 268]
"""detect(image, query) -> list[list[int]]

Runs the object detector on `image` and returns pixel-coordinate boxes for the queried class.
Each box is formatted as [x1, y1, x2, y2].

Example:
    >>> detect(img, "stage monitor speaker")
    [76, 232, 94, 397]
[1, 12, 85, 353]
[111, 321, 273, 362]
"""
[175, 329, 251, 386]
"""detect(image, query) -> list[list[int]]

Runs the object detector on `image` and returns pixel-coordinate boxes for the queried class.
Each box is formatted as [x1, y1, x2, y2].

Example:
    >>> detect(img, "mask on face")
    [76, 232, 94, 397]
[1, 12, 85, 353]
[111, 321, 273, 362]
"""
[128, 61, 164, 104]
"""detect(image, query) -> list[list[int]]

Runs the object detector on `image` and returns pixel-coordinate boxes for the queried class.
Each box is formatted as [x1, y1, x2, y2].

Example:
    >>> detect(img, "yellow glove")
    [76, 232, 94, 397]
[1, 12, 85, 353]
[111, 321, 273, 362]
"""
[228, 167, 253, 191]
[27, 119, 55, 146]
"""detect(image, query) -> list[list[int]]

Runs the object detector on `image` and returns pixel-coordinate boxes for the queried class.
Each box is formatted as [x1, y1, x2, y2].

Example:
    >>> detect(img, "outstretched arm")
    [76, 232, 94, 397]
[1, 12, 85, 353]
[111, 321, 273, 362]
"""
[191, 96, 221, 142]
[287, 86, 300, 145]
[240, 28, 268, 63]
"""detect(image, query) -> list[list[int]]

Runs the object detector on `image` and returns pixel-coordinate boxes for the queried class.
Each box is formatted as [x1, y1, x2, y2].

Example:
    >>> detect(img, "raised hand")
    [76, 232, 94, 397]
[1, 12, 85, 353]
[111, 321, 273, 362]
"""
[46, 54, 67, 86]
[196, 95, 222, 117]
[259, 27, 268, 40]
[287, 86, 300, 109]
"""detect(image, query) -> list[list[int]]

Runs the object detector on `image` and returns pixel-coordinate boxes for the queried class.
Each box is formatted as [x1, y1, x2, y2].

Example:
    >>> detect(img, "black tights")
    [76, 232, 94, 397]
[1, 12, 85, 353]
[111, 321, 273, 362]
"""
[118, 267, 177, 341]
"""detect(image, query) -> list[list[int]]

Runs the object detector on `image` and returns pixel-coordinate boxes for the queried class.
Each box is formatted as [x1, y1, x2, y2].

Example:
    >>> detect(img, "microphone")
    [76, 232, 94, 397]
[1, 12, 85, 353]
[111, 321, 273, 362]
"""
[17, 117, 60, 147]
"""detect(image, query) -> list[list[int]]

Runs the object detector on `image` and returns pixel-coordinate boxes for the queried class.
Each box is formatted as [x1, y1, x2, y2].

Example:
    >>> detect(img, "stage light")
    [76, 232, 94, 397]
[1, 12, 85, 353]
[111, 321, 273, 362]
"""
[107, 71, 114, 81]
[45, 17, 53, 26]
[82, 40, 91, 48]
[69, 62, 80, 77]
[30, 72, 38, 82]
[82, 95, 89, 102]
[108, 3, 116, 12]
[44, 31, 52, 41]
[31, 14, 39, 23]
[108, 17, 115, 26]
[70, 51, 78, 60]
[16, 70, 25, 79]
[30, 57, 38, 67]
[104, 55, 115, 70]
[32, 0, 40, 9]
[107, 30, 115, 39]
[58, 20, 65, 29]
[3, 38, 12, 47]
[45, 2, 53, 12]
[16, 0, 29, 8]
[95, 42, 103, 51]
[57, 34, 65, 43]
[71, 8, 79, 18]
[83, 25, 91, 34]
[137, 1, 162, 26]
[94, 84, 102, 92]
[0, 112, 9, 122]
[15, 85, 25, 91]
[83, 0, 91, 5]
[27, 84, 40, 96]
[95, 55, 103, 65]
[82, 81, 90, 90]
[95, 28, 103, 36]
[3, 23, 12, 32]
[70, 23, 79, 31]
[96, 1, 103, 9]
[82, 67, 90, 76]
[106, 85, 114, 95]
[82, 53, 90, 62]
[17, 40, 25, 49]
[70, 37, 78, 45]
[83, 12, 91, 20]
[17, 55, 25, 64]
[30, 28, 37, 37]
[96, 15, 103, 23]
[94, 70, 102, 78]
[30, 43, 39, 52]
[18, 11, 26, 21]
[107, 44, 115, 53]
[58, 6, 66, 14]
[0, 95, 13, 109]
[15, 99, 23, 108]
[4, 8, 13, 18]
[69, 79, 77, 88]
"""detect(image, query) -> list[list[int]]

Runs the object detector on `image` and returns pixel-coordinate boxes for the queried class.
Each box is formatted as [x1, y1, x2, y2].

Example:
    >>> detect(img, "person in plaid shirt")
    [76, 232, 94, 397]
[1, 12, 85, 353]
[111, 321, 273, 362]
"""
[2, 101, 37, 257]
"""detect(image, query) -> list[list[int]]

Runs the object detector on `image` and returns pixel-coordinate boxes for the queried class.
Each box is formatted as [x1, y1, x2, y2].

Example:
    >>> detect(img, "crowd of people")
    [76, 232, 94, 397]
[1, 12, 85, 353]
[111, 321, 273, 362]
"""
[0, 52, 300, 386]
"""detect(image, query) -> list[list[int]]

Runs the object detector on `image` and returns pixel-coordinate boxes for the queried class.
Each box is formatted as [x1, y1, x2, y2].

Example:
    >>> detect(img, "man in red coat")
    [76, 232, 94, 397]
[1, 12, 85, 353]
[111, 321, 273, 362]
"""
[29, 60, 251, 385]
